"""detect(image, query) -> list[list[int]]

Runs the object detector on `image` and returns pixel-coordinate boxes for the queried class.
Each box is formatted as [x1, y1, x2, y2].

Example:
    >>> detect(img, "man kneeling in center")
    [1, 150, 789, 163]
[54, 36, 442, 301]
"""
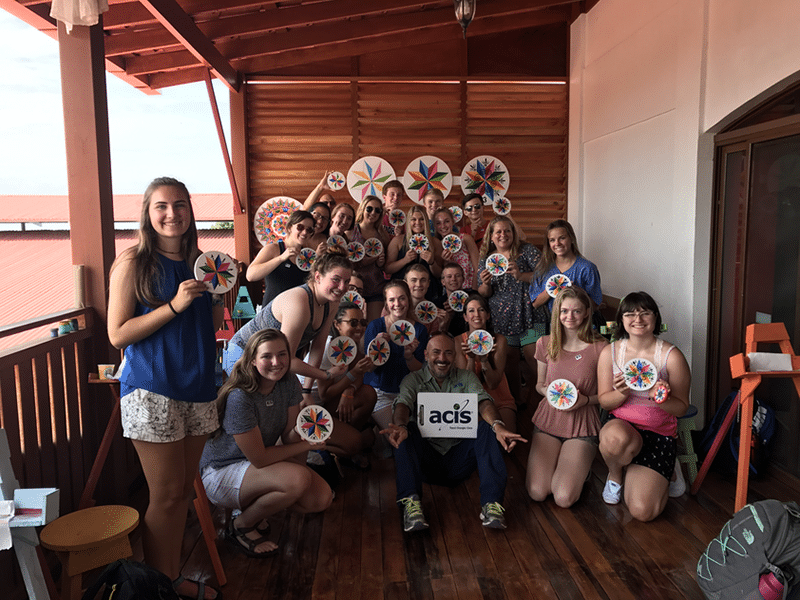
[382, 332, 527, 532]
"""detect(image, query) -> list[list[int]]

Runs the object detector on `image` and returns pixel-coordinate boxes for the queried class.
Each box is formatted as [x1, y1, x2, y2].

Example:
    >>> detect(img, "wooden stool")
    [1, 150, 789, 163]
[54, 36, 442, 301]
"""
[676, 405, 698, 484]
[40, 505, 139, 600]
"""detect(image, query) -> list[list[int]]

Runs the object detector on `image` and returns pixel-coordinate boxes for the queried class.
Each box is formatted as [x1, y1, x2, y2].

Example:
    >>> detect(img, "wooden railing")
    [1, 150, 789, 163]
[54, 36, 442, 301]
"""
[0, 308, 139, 597]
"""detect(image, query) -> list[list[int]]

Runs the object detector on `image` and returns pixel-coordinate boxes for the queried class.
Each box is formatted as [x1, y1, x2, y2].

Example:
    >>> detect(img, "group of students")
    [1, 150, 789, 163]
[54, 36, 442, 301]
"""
[108, 175, 691, 597]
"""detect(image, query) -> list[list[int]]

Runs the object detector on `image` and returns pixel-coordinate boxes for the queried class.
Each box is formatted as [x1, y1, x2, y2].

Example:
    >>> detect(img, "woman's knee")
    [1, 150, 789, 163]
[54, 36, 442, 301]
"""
[625, 491, 665, 522]
[526, 477, 549, 502]
[552, 485, 581, 508]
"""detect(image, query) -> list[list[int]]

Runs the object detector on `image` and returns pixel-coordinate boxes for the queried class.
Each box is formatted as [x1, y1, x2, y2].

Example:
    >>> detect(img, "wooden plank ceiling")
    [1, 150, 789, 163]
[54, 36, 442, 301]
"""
[3, 0, 596, 92]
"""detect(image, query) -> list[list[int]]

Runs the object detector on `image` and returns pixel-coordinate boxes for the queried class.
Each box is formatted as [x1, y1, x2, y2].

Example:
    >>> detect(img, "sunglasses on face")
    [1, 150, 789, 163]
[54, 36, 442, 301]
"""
[364, 205, 383, 214]
[464, 204, 482, 212]
[339, 318, 368, 327]
[295, 223, 314, 233]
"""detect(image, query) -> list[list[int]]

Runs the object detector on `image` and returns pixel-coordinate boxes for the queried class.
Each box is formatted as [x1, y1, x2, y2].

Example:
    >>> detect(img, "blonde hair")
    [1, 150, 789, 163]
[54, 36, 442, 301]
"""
[479, 215, 521, 260]
[403, 205, 433, 252]
[547, 286, 603, 362]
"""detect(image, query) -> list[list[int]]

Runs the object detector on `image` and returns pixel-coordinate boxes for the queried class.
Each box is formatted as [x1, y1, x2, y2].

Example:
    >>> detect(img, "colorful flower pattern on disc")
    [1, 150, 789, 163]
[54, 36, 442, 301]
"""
[414, 300, 438, 324]
[546, 379, 578, 410]
[327, 235, 348, 249]
[460, 155, 510, 204]
[270, 213, 291, 238]
[364, 238, 383, 257]
[409, 234, 430, 254]
[389, 209, 406, 228]
[448, 290, 469, 312]
[368, 337, 390, 366]
[449, 206, 463, 223]
[194, 251, 236, 294]
[253, 196, 302, 245]
[545, 273, 572, 298]
[295, 247, 316, 272]
[467, 329, 494, 356]
[326, 335, 357, 366]
[347, 156, 396, 202]
[341, 290, 366, 312]
[442, 234, 462, 254]
[347, 241, 365, 262]
[485, 253, 508, 276]
[623, 358, 658, 391]
[402, 155, 453, 204]
[327, 171, 346, 191]
[388, 319, 416, 346]
[296, 405, 334, 442]
[653, 383, 669, 404]
[492, 196, 511, 216]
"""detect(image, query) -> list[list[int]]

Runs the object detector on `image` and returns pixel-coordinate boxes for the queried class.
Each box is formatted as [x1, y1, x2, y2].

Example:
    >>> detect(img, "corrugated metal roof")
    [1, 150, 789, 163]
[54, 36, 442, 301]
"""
[0, 229, 236, 350]
[0, 194, 234, 222]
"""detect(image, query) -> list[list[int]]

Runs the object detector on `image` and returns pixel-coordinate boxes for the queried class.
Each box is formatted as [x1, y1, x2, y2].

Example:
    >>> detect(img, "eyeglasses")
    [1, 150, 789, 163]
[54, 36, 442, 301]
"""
[294, 223, 313, 233]
[338, 318, 368, 327]
[348, 284, 365, 294]
[622, 311, 654, 319]
[464, 204, 482, 212]
[312, 212, 330, 223]
[364, 205, 383, 215]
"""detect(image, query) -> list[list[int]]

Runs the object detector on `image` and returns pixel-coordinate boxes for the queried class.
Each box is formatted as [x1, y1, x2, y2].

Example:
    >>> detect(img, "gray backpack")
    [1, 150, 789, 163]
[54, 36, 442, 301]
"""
[697, 499, 800, 599]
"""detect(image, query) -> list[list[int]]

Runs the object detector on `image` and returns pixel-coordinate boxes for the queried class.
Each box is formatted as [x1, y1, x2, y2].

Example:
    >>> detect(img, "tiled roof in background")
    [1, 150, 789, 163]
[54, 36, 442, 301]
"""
[0, 229, 236, 350]
[0, 194, 234, 222]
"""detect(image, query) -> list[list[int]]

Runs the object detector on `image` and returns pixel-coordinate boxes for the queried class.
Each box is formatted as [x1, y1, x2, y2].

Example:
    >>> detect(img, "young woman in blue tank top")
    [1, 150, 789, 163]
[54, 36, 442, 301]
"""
[107, 177, 222, 600]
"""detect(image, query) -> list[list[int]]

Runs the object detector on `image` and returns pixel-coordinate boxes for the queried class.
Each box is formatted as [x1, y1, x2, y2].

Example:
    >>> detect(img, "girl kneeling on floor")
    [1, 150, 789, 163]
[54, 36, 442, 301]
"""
[525, 286, 607, 507]
[200, 329, 333, 558]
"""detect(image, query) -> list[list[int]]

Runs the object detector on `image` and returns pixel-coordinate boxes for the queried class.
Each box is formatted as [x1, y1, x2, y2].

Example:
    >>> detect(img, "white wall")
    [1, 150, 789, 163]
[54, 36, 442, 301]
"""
[569, 0, 800, 419]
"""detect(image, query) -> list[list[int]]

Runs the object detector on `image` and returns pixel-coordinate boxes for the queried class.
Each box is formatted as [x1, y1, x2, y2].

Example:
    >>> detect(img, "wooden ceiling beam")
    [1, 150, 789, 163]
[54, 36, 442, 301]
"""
[104, 0, 448, 57]
[136, 0, 241, 90]
[237, 8, 570, 74]
[124, 3, 570, 78]
[103, 2, 158, 29]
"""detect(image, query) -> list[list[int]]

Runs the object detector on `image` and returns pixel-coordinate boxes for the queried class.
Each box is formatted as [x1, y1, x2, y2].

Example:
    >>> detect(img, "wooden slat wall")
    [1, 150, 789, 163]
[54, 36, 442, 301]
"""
[245, 80, 567, 255]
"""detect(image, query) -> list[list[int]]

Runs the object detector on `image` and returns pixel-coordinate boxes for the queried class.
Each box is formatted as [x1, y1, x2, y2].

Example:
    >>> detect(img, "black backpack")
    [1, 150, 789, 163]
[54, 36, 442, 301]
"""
[82, 559, 180, 600]
[697, 499, 800, 600]
[696, 391, 777, 478]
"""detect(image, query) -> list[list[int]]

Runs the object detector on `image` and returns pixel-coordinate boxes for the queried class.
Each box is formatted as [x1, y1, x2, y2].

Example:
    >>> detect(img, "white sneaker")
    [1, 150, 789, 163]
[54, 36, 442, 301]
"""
[602, 478, 622, 504]
[669, 458, 686, 498]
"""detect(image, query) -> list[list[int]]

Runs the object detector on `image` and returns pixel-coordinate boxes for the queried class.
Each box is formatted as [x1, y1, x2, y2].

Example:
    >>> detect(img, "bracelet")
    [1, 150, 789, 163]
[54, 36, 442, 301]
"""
[346, 371, 356, 382]
[398, 423, 408, 430]
[326, 370, 332, 380]
[301, 387, 312, 394]
[167, 301, 179, 316]
[491, 419, 506, 432]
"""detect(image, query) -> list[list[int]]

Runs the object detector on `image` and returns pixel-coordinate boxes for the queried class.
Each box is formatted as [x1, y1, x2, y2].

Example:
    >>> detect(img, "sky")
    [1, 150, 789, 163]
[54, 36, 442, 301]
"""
[0, 9, 231, 196]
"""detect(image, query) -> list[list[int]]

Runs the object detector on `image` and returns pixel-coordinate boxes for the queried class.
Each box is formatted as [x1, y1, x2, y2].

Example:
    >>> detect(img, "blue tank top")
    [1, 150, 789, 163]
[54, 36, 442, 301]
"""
[120, 254, 217, 403]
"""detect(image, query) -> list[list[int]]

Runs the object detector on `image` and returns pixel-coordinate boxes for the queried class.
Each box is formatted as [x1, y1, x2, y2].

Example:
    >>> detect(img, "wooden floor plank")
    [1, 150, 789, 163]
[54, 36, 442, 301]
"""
[175, 393, 800, 600]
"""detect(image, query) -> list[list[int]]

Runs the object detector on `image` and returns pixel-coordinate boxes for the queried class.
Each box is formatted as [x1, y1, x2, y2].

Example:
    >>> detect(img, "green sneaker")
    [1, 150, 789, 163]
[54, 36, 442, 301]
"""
[398, 496, 428, 532]
[480, 502, 507, 529]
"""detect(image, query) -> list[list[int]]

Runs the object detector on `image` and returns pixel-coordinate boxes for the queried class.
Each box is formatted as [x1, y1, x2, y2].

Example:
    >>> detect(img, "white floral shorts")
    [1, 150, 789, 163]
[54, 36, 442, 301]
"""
[121, 388, 218, 443]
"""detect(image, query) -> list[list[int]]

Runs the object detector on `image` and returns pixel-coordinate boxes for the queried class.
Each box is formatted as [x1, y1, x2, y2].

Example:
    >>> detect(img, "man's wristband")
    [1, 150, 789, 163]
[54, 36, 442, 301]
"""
[346, 371, 356, 382]
[491, 419, 506, 432]
[301, 387, 312, 394]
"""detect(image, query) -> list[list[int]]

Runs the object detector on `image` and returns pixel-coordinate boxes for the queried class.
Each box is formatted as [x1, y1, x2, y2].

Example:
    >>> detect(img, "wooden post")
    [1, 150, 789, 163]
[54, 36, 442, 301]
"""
[57, 19, 116, 344]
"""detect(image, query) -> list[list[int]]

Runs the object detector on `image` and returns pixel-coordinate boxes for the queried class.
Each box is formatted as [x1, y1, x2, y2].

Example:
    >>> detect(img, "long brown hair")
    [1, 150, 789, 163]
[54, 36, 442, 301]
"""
[534, 219, 582, 280]
[547, 286, 603, 362]
[112, 177, 200, 308]
[213, 329, 291, 437]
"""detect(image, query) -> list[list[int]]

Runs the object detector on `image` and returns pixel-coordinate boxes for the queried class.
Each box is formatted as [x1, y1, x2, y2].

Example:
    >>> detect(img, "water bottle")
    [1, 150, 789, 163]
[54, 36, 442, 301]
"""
[758, 572, 784, 600]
